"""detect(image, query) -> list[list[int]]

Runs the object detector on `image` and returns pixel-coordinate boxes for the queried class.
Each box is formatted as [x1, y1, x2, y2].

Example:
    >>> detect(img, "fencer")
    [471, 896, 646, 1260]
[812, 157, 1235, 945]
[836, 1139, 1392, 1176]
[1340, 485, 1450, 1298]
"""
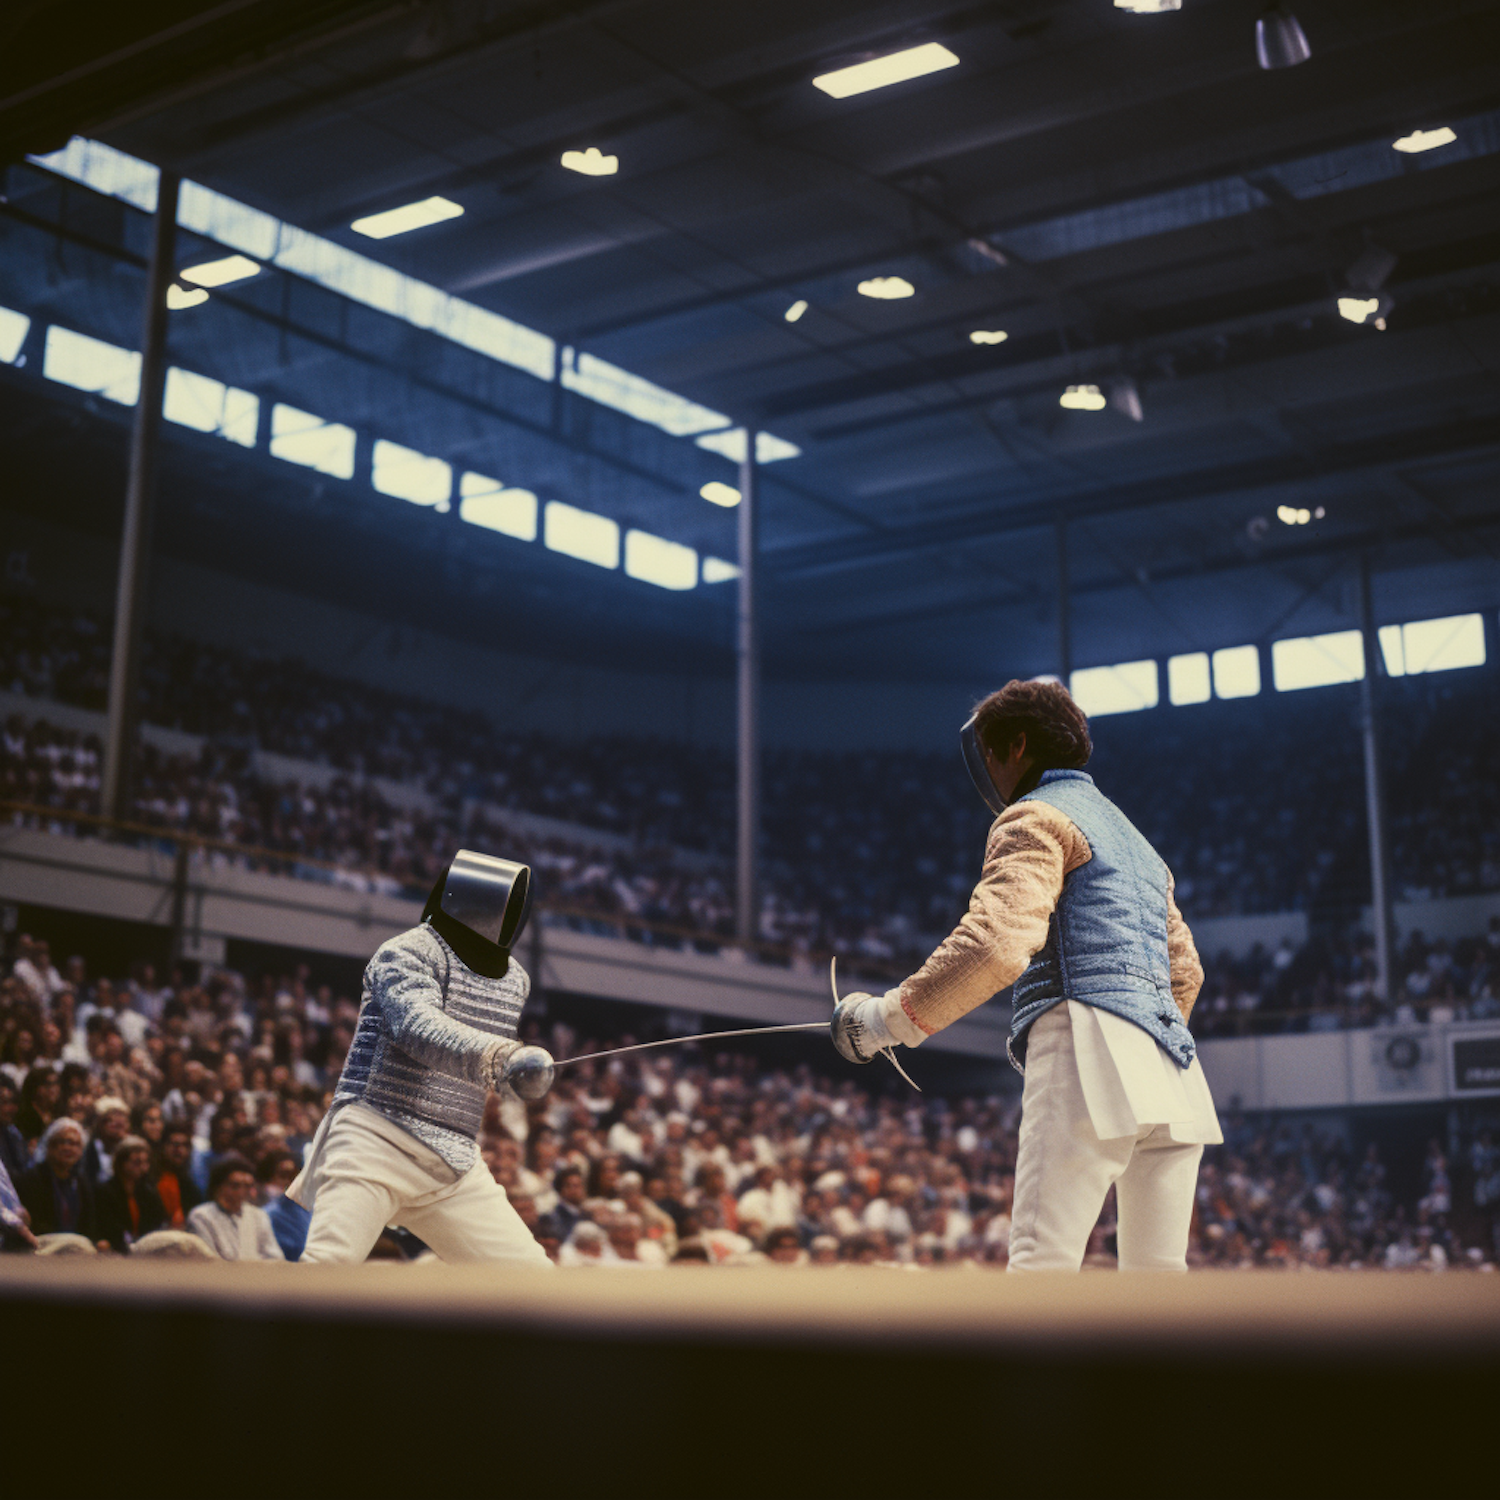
[831, 679, 1221, 1271]
[292, 849, 555, 1265]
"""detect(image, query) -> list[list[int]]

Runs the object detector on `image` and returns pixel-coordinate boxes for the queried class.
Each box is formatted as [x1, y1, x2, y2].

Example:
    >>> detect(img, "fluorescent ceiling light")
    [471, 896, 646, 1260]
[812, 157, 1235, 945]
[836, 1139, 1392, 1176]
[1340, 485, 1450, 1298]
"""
[179, 253, 260, 288]
[166, 284, 209, 310]
[812, 42, 959, 99]
[858, 276, 914, 299]
[350, 196, 464, 240]
[784, 300, 808, 323]
[1337, 295, 1380, 324]
[700, 482, 741, 508]
[1393, 127, 1456, 154]
[1059, 383, 1106, 410]
[561, 147, 618, 176]
[1115, 0, 1180, 9]
[969, 329, 1008, 345]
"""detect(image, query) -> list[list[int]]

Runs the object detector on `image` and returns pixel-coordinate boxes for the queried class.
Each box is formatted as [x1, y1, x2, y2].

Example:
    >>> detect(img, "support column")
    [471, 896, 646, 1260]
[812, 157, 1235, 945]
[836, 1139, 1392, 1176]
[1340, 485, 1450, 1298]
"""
[1358, 551, 1396, 1007]
[101, 171, 179, 824]
[1055, 516, 1072, 682]
[735, 430, 760, 947]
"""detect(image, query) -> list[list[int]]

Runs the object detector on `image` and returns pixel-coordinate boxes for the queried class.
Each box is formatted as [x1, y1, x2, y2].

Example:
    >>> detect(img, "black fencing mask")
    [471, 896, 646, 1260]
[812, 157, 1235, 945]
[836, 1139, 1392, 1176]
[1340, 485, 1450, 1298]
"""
[421, 848, 533, 978]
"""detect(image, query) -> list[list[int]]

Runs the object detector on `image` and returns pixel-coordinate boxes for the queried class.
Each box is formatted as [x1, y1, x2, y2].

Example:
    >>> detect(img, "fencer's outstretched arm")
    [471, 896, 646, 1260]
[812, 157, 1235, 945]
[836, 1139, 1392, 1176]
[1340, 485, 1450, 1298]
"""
[892, 800, 1090, 1041]
[369, 931, 519, 1086]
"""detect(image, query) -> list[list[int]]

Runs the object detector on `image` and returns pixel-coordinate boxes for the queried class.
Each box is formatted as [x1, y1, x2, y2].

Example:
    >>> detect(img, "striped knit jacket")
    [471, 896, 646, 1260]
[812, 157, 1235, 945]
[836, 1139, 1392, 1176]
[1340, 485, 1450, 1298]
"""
[333, 923, 526, 1174]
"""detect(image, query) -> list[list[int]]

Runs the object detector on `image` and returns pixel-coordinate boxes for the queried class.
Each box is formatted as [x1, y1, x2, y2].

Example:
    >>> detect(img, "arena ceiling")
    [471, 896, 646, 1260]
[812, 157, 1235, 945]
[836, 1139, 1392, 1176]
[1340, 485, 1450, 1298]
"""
[3, 0, 1499, 686]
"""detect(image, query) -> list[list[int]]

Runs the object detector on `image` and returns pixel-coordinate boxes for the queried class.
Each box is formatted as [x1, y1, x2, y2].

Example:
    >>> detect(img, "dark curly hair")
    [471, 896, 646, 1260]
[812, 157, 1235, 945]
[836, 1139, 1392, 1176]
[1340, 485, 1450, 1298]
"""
[972, 679, 1092, 778]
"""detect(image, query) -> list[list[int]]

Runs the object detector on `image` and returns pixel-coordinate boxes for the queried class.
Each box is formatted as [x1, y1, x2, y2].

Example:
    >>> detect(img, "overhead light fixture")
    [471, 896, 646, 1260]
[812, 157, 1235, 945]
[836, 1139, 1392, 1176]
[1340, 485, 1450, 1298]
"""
[1060, 384, 1106, 411]
[700, 481, 741, 507]
[166, 284, 209, 310]
[1109, 377, 1144, 422]
[857, 276, 915, 299]
[350, 196, 464, 240]
[1392, 126, 1457, 155]
[1277, 504, 1324, 526]
[1337, 295, 1385, 325]
[784, 300, 808, 323]
[1114, 0, 1180, 11]
[561, 147, 618, 176]
[969, 329, 1008, 345]
[812, 42, 959, 99]
[1255, 7, 1310, 69]
[179, 254, 260, 288]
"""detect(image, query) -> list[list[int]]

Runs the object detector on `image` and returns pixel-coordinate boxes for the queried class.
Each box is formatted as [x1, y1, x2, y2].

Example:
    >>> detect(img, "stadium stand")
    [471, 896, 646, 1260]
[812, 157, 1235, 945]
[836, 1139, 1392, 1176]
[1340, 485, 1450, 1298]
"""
[3, 934, 1497, 1268]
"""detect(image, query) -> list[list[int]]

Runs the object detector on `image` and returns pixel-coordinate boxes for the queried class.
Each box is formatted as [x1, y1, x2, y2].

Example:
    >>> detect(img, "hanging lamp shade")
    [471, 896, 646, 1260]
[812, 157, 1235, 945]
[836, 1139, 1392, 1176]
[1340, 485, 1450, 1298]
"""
[1255, 7, 1310, 69]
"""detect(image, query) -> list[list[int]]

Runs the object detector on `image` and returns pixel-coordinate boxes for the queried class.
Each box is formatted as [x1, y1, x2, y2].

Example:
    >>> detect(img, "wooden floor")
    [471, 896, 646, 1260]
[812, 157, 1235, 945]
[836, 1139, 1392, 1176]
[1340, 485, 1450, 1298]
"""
[4, 1260, 1496, 1498]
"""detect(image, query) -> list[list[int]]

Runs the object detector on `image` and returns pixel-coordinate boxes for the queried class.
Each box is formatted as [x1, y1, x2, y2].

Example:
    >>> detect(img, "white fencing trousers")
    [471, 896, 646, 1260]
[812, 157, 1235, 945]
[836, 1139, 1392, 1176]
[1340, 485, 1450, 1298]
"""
[1009, 1006, 1203, 1272]
[296, 1104, 551, 1267]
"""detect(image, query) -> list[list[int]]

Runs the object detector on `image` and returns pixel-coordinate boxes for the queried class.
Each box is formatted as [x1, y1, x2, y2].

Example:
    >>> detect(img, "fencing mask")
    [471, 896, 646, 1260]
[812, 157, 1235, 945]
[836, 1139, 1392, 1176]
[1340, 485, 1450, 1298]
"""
[421, 849, 532, 978]
[960, 712, 1009, 817]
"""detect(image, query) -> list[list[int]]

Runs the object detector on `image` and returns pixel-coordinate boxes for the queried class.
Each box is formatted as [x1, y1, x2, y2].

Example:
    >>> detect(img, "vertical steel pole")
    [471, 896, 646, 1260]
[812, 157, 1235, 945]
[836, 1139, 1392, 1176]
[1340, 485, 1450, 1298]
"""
[735, 429, 760, 947]
[1358, 551, 1396, 1007]
[1056, 515, 1072, 682]
[101, 171, 179, 824]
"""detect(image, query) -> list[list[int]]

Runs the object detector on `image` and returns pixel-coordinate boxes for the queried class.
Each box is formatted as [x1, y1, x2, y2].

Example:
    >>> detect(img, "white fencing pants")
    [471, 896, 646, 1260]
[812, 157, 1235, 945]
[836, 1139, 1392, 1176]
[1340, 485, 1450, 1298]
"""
[1009, 1007, 1203, 1272]
[298, 1104, 550, 1267]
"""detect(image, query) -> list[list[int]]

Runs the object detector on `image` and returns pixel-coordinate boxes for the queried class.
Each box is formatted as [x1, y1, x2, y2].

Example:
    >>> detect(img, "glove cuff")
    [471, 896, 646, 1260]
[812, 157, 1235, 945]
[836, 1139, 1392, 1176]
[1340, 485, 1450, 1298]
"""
[880, 988, 928, 1049]
[482, 1038, 521, 1091]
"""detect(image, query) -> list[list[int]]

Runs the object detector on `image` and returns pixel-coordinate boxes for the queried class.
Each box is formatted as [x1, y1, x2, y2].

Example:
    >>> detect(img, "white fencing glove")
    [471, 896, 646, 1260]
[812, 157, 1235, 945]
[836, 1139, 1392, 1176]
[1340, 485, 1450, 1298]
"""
[831, 988, 926, 1064]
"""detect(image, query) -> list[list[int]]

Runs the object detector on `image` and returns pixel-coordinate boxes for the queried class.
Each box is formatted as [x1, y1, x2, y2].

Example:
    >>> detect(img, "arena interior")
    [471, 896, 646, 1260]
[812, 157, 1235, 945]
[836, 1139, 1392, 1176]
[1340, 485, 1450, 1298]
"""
[2, 2, 1500, 1495]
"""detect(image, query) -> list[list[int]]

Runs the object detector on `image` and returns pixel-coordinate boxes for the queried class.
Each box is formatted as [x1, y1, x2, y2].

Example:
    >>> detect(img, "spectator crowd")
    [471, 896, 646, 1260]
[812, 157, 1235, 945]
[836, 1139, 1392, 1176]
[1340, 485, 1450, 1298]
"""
[3, 933, 1498, 1271]
[2, 592, 1498, 1031]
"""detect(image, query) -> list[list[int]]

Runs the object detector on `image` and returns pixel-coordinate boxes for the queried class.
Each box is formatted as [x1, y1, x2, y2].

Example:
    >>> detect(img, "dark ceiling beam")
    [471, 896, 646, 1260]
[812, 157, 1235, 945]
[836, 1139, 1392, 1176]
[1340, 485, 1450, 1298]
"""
[771, 504, 1500, 644]
[764, 416, 1500, 578]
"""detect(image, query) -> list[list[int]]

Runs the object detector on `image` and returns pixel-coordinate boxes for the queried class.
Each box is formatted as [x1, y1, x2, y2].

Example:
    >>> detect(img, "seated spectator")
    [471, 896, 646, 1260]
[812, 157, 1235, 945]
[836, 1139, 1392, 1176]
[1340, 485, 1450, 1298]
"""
[153, 1124, 202, 1228]
[559, 1221, 614, 1266]
[187, 1155, 283, 1261]
[82, 1097, 131, 1186]
[545, 1165, 587, 1242]
[764, 1226, 805, 1265]
[15, 1064, 60, 1147]
[18, 1118, 98, 1245]
[0, 1079, 28, 1187]
[95, 1135, 167, 1253]
[258, 1150, 310, 1262]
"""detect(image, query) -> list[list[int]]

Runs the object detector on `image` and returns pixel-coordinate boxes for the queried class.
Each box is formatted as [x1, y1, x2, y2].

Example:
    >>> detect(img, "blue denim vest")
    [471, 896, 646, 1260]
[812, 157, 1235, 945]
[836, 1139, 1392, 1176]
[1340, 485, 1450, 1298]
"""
[1007, 769, 1196, 1074]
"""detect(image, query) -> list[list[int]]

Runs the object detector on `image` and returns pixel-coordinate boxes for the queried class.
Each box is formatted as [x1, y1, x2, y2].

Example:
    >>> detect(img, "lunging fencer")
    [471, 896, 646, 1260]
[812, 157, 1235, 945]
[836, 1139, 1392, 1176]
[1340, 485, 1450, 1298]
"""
[831, 680, 1221, 1271]
[291, 850, 555, 1266]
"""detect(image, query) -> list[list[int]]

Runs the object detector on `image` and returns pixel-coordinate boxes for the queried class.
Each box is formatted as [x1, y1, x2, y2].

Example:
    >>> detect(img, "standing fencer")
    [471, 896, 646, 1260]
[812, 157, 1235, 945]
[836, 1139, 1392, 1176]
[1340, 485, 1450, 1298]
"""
[831, 679, 1220, 1271]
[292, 850, 555, 1265]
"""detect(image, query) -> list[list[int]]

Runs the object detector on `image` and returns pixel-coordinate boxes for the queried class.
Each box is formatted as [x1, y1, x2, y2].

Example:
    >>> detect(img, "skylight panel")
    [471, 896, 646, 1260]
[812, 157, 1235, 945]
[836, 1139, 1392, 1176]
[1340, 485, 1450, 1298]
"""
[1212, 645, 1260, 699]
[1392, 127, 1457, 154]
[0, 307, 30, 364]
[269, 403, 356, 479]
[701, 557, 740, 584]
[1167, 652, 1211, 706]
[545, 501, 619, 569]
[700, 482, 740, 508]
[559, 347, 729, 437]
[693, 428, 802, 464]
[1381, 614, 1485, 676]
[163, 367, 258, 447]
[560, 148, 618, 176]
[812, 43, 959, 99]
[42, 326, 140, 404]
[180, 254, 259, 288]
[1070, 660, 1159, 717]
[371, 439, 452, 508]
[351, 197, 464, 240]
[459, 473, 537, 541]
[1272, 630, 1364, 691]
[625, 530, 697, 590]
